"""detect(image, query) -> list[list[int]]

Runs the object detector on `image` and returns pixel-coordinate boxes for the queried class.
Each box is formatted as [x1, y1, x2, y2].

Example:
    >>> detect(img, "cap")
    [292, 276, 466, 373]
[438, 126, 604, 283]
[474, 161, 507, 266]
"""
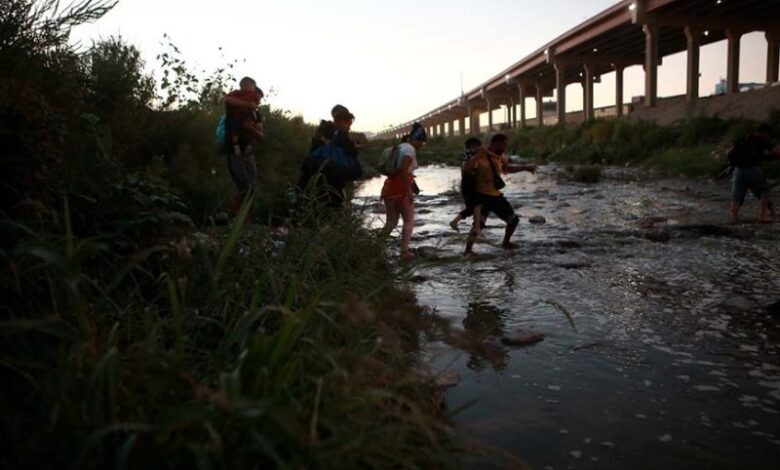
[331, 104, 355, 121]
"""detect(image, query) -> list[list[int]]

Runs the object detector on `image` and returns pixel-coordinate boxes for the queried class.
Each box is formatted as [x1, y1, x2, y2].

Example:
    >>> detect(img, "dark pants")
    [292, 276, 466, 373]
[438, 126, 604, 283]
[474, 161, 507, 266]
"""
[226, 145, 257, 201]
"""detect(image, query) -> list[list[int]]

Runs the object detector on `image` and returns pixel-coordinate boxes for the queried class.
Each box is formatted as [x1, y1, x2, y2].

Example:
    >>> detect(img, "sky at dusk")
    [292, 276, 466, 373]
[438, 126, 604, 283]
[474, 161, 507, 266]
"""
[71, 0, 772, 133]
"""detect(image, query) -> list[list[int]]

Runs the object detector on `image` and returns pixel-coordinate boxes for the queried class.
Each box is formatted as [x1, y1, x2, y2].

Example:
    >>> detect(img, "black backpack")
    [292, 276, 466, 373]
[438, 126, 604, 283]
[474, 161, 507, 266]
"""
[726, 137, 750, 168]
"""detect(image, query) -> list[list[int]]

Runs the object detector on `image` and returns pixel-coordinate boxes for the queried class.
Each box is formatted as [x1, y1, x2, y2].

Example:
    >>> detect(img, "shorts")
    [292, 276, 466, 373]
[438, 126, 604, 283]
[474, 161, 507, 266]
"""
[731, 166, 769, 205]
[474, 193, 518, 225]
[226, 145, 257, 196]
[458, 191, 478, 218]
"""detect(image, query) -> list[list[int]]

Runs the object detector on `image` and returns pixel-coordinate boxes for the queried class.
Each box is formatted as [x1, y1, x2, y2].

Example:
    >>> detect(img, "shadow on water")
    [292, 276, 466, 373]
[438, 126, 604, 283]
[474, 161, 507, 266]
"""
[356, 164, 780, 469]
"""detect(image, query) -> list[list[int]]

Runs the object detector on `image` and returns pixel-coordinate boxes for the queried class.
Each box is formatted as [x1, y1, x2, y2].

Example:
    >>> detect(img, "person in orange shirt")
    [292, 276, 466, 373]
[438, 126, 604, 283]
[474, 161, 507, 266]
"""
[381, 123, 426, 261]
[463, 133, 535, 256]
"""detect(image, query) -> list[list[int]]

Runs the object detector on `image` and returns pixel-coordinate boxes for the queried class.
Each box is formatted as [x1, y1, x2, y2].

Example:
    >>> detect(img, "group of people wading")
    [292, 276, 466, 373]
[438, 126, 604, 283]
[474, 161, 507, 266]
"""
[221, 77, 780, 261]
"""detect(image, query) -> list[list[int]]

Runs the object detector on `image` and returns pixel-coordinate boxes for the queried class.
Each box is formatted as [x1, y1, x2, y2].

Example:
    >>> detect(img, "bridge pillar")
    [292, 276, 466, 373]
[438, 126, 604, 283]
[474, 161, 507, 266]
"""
[447, 120, 454, 137]
[767, 31, 780, 83]
[685, 26, 701, 101]
[468, 107, 482, 134]
[554, 61, 567, 124]
[458, 116, 466, 136]
[510, 99, 517, 128]
[614, 64, 624, 117]
[726, 29, 743, 94]
[643, 23, 659, 107]
[438, 123, 444, 137]
[518, 84, 527, 128]
[486, 100, 494, 132]
[535, 83, 545, 127]
[583, 63, 596, 121]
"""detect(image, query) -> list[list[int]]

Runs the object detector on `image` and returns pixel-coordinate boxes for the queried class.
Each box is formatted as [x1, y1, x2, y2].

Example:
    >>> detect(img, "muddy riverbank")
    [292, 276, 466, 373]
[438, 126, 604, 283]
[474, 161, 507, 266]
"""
[357, 164, 780, 469]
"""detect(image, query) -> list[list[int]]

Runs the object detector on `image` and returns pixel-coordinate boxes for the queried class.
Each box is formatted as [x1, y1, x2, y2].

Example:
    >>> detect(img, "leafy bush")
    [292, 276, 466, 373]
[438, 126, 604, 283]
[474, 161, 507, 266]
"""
[569, 164, 602, 183]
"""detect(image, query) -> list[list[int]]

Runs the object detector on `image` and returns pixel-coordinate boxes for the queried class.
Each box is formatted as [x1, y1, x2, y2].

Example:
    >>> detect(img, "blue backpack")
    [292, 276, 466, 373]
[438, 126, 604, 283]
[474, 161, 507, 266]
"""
[306, 130, 362, 180]
[215, 114, 226, 147]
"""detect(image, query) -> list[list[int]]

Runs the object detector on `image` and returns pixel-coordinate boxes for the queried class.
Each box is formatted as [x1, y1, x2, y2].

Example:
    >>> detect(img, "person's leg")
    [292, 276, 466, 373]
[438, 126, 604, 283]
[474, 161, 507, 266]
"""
[399, 197, 415, 259]
[451, 195, 475, 231]
[240, 147, 257, 224]
[730, 170, 747, 224]
[493, 196, 520, 249]
[730, 202, 742, 224]
[465, 204, 483, 255]
[759, 197, 771, 223]
[383, 198, 401, 234]
[502, 215, 520, 249]
[749, 171, 771, 223]
[449, 212, 463, 231]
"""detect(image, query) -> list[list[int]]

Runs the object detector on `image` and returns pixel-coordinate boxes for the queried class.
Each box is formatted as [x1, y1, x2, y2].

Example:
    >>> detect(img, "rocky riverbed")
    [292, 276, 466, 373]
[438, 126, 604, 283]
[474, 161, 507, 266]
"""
[357, 164, 780, 469]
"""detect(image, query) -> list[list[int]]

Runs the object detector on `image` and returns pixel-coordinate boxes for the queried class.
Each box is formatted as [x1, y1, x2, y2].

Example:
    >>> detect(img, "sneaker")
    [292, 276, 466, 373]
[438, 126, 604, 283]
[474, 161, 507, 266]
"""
[449, 219, 460, 232]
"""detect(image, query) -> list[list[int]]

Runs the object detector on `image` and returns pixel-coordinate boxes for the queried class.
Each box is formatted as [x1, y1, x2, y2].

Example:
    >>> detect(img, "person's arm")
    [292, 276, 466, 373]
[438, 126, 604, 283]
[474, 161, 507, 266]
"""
[224, 95, 256, 110]
[400, 154, 414, 198]
[505, 163, 536, 174]
[253, 121, 265, 139]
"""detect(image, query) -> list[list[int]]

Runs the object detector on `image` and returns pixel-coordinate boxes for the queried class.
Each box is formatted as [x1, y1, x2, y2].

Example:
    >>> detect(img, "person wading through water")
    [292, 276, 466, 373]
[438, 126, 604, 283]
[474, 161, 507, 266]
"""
[463, 133, 535, 256]
[381, 123, 426, 261]
[727, 123, 780, 224]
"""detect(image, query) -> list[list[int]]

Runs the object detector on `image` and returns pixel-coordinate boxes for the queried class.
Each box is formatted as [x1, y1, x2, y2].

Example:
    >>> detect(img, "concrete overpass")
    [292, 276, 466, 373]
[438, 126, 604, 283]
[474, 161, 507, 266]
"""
[375, 0, 780, 139]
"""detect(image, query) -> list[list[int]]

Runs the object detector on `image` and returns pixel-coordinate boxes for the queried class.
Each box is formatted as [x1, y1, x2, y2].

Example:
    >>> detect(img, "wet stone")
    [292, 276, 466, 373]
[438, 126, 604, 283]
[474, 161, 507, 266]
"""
[434, 370, 461, 388]
[720, 297, 753, 312]
[765, 300, 780, 316]
[637, 216, 669, 229]
[556, 240, 583, 249]
[502, 330, 545, 347]
[414, 366, 461, 388]
[529, 215, 547, 225]
[645, 230, 671, 243]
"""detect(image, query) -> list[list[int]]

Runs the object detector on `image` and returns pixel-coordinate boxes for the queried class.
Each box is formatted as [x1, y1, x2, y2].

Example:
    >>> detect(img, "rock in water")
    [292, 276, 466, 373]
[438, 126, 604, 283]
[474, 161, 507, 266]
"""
[502, 330, 545, 347]
[720, 296, 753, 311]
[414, 366, 461, 388]
[766, 300, 780, 316]
[528, 215, 547, 225]
[637, 216, 668, 229]
[435, 370, 461, 388]
[644, 230, 671, 243]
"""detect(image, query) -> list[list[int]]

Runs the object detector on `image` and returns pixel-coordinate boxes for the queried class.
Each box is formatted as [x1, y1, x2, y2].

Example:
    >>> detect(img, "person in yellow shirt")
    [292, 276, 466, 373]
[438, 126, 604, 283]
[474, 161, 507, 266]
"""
[462, 133, 535, 255]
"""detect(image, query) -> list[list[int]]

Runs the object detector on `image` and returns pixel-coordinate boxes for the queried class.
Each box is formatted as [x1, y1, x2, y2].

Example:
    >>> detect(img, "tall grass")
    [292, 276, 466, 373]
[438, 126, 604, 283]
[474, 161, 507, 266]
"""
[2, 195, 473, 468]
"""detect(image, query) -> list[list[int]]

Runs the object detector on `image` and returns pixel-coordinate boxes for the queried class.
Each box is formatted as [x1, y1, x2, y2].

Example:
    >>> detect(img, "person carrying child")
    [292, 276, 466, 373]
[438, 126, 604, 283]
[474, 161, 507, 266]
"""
[449, 136, 486, 231]
[463, 133, 535, 256]
[223, 76, 264, 217]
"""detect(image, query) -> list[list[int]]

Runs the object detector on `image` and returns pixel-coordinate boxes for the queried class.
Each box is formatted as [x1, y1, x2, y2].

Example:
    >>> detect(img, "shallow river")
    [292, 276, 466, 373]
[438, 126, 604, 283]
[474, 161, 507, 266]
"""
[357, 164, 780, 469]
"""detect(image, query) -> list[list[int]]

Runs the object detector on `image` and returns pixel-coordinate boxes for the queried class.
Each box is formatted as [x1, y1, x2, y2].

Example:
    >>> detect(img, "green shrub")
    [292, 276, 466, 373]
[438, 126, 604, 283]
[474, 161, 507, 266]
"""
[643, 145, 722, 177]
[570, 164, 602, 183]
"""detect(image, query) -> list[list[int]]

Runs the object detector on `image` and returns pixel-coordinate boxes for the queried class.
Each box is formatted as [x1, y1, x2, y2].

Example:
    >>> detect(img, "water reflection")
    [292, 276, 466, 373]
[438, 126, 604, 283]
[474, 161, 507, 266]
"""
[461, 301, 509, 372]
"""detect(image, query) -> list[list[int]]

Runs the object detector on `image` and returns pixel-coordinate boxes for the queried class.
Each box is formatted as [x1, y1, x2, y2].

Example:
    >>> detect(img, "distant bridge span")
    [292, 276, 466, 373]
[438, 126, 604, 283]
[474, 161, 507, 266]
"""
[375, 0, 780, 139]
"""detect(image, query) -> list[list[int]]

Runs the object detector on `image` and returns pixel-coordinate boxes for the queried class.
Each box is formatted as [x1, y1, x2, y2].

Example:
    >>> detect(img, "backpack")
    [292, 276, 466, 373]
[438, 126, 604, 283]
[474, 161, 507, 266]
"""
[215, 114, 226, 147]
[377, 145, 401, 176]
[306, 140, 362, 181]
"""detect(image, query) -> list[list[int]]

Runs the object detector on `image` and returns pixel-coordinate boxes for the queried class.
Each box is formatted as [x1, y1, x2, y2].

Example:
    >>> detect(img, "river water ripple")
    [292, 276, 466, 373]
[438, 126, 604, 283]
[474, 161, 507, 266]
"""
[356, 164, 780, 469]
